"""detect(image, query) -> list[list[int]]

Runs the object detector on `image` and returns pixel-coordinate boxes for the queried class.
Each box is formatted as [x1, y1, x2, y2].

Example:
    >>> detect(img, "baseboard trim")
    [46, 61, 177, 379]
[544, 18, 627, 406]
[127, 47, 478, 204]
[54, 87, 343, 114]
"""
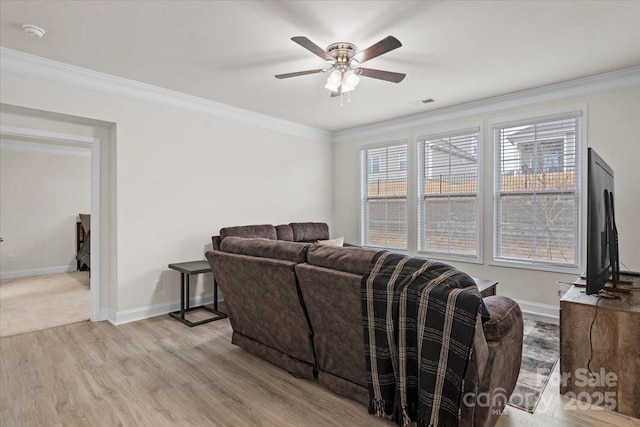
[0, 265, 77, 280]
[92, 308, 110, 322]
[108, 308, 117, 324]
[515, 299, 559, 324]
[112, 294, 221, 325]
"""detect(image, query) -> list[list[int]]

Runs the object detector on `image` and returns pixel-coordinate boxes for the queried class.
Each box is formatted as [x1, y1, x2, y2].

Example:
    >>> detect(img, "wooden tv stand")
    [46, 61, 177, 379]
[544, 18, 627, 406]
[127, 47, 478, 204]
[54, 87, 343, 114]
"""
[560, 275, 640, 418]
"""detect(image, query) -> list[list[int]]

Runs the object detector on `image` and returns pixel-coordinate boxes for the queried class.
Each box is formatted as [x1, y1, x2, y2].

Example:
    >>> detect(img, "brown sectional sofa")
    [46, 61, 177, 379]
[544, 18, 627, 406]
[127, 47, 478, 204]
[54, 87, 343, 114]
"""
[205, 223, 523, 427]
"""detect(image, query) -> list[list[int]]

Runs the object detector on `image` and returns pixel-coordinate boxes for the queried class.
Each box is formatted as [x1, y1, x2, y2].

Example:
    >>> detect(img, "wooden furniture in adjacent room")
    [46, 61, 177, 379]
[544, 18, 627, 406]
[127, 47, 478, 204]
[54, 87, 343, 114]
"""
[76, 213, 91, 271]
[560, 275, 640, 418]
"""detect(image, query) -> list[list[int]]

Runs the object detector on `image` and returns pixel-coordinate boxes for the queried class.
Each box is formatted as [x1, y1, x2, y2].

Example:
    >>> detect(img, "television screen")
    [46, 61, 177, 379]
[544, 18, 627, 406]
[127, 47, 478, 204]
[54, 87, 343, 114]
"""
[586, 148, 615, 295]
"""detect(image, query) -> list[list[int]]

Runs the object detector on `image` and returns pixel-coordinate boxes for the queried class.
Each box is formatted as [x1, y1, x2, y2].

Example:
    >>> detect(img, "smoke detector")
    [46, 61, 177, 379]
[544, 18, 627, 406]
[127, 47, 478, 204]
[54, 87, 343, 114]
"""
[22, 24, 45, 38]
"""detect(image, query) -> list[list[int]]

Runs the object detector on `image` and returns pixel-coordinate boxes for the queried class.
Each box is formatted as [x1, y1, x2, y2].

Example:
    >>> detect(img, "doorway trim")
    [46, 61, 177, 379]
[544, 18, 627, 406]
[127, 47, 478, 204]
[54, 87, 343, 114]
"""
[0, 124, 103, 321]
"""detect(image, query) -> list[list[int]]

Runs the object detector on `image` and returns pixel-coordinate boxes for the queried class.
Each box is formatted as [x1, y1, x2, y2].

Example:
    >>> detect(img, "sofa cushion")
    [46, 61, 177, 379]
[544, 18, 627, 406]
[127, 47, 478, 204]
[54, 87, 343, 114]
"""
[206, 251, 316, 368]
[295, 263, 367, 387]
[220, 237, 310, 263]
[290, 222, 329, 242]
[317, 236, 344, 247]
[481, 295, 522, 341]
[220, 224, 277, 241]
[306, 244, 378, 275]
[275, 224, 294, 241]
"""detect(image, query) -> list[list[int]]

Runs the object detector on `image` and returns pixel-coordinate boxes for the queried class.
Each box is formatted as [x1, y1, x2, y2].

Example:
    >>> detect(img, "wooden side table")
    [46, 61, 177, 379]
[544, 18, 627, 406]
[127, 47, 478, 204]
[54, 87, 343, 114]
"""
[168, 260, 227, 327]
[474, 278, 498, 298]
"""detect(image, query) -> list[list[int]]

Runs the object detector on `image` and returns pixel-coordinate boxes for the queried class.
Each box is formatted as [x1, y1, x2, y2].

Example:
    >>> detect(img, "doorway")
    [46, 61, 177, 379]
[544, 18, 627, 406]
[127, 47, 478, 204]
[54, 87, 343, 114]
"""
[0, 121, 102, 330]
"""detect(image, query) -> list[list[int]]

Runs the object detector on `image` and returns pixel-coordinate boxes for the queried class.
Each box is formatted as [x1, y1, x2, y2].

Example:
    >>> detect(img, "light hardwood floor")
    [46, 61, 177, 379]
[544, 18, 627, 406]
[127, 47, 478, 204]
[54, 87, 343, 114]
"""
[1, 315, 638, 427]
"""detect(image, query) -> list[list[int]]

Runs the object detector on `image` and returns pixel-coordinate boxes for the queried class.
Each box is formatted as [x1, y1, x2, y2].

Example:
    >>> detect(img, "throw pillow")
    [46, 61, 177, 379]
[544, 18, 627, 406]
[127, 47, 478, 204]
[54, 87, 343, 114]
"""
[317, 236, 344, 247]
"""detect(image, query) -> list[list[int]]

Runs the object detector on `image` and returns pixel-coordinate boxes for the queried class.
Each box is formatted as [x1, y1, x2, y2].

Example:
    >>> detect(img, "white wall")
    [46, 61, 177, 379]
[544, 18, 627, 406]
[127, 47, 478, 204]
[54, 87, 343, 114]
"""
[0, 69, 333, 322]
[0, 142, 91, 276]
[333, 86, 640, 315]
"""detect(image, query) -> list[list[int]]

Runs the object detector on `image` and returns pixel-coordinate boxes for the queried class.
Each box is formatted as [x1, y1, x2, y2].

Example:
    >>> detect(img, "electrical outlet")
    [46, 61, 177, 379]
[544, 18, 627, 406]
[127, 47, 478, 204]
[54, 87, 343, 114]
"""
[8, 254, 15, 263]
[155, 280, 162, 292]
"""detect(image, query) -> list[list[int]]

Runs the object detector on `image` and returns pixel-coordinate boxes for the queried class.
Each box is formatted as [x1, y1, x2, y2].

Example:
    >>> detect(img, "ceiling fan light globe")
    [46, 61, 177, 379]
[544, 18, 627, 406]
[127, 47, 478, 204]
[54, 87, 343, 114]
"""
[325, 81, 340, 92]
[325, 70, 342, 91]
[342, 70, 360, 92]
[327, 69, 342, 82]
[344, 70, 360, 85]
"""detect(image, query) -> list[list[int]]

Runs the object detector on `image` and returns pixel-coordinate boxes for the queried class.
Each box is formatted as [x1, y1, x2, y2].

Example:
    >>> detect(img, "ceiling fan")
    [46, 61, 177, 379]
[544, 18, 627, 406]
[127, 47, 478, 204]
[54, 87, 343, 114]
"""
[275, 35, 406, 98]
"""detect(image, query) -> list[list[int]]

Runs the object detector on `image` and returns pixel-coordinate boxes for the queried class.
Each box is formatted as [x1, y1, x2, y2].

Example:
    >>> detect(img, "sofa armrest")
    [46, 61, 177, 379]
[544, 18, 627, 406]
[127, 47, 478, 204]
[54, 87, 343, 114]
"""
[482, 295, 522, 341]
[212, 235, 222, 251]
[472, 295, 523, 427]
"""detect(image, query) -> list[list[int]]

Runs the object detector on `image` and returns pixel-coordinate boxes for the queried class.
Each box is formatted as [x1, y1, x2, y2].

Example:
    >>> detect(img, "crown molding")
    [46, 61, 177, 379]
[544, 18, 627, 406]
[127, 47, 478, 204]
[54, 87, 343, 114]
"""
[0, 47, 331, 142]
[2, 47, 637, 144]
[333, 66, 640, 142]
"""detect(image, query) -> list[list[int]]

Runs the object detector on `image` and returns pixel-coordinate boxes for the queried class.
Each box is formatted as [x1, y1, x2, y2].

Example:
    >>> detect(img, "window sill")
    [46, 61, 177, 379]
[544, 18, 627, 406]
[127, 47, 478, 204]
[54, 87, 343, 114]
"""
[489, 258, 581, 275]
[416, 251, 483, 265]
[362, 245, 409, 255]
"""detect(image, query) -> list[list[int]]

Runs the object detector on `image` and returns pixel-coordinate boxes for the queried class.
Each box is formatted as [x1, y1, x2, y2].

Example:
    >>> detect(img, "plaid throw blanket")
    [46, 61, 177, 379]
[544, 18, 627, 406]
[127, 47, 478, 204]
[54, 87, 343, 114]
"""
[362, 251, 489, 427]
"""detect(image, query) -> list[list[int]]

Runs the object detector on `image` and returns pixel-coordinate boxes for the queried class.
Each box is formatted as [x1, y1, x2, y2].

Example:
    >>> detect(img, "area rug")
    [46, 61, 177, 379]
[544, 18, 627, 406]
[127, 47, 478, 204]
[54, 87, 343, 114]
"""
[0, 271, 90, 337]
[507, 318, 560, 413]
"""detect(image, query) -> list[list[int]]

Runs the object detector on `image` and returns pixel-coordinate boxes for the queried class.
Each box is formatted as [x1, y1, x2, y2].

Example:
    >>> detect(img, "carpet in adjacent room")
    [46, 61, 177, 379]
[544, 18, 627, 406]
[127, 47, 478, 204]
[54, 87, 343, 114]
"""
[0, 271, 90, 337]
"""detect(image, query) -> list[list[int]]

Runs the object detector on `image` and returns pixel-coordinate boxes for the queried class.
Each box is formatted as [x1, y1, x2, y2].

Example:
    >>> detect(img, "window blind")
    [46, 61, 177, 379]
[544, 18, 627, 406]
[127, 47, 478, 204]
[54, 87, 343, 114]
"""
[361, 143, 408, 249]
[493, 115, 580, 267]
[418, 129, 480, 257]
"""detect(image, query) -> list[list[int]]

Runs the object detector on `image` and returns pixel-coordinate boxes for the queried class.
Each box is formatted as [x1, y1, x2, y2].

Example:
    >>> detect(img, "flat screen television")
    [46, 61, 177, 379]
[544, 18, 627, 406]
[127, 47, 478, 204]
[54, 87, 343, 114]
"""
[585, 148, 629, 295]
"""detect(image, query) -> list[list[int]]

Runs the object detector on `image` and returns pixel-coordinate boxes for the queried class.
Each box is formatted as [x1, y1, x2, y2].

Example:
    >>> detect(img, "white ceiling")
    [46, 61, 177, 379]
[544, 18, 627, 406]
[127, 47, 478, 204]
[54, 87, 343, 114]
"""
[1, 1, 639, 132]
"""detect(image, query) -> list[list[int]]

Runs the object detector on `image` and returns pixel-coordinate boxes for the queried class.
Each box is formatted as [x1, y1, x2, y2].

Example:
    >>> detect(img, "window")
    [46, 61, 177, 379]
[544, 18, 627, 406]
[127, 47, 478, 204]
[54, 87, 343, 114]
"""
[418, 129, 480, 258]
[398, 152, 407, 172]
[370, 156, 381, 174]
[493, 114, 581, 268]
[361, 143, 408, 249]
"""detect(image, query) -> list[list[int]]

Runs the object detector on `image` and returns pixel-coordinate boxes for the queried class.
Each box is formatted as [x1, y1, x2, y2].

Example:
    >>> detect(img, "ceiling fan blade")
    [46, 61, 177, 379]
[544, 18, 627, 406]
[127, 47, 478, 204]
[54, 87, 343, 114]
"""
[353, 36, 402, 64]
[357, 67, 406, 83]
[275, 69, 326, 79]
[291, 36, 333, 62]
